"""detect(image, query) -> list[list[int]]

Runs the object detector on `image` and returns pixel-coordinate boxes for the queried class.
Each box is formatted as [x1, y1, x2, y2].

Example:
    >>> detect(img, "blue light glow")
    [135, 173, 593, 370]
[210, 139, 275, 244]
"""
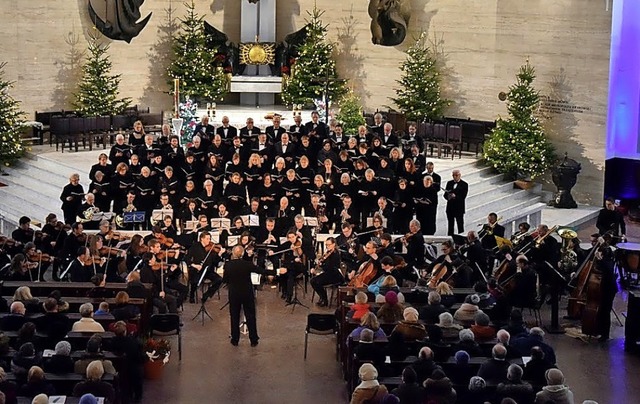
[606, 0, 640, 159]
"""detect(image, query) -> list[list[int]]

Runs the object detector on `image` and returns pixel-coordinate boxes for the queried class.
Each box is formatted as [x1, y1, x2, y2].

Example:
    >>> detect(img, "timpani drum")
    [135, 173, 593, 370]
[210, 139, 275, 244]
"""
[615, 242, 640, 287]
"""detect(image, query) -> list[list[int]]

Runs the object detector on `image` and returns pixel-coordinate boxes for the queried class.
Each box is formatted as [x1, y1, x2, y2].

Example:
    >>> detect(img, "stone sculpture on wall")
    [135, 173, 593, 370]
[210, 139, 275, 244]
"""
[368, 0, 411, 46]
[88, 0, 152, 43]
[203, 22, 241, 75]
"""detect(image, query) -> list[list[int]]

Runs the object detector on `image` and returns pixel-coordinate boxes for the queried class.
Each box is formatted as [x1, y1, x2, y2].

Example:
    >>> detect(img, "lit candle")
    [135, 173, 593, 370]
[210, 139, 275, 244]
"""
[173, 79, 180, 118]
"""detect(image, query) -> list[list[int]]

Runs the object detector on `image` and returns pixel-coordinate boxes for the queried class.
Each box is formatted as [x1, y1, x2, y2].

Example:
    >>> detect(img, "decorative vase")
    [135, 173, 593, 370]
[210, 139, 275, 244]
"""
[144, 359, 165, 380]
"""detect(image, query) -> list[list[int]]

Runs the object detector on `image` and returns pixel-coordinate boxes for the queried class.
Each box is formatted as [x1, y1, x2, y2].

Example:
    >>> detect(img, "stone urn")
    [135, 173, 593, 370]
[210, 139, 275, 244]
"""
[549, 152, 580, 209]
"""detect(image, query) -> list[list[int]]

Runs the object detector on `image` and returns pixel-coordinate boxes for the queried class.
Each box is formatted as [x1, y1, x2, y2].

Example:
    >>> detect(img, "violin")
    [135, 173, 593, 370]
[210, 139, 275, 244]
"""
[54, 222, 72, 232]
[157, 249, 181, 259]
[204, 242, 223, 254]
[156, 234, 174, 248]
[98, 246, 127, 257]
[83, 256, 105, 266]
[27, 251, 52, 263]
[151, 262, 170, 271]
[0, 235, 18, 247]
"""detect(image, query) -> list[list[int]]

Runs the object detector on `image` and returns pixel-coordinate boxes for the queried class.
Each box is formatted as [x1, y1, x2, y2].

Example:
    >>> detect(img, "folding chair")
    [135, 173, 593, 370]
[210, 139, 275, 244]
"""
[149, 313, 183, 361]
[304, 313, 338, 360]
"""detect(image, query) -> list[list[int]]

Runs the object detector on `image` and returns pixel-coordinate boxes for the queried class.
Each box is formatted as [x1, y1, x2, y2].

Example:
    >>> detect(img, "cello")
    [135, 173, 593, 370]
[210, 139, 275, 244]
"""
[348, 258, 377, 288]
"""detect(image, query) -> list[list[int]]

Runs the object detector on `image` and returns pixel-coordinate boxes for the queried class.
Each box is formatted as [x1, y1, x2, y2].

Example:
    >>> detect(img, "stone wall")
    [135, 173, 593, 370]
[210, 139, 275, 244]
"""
[0, 0, 611, 202]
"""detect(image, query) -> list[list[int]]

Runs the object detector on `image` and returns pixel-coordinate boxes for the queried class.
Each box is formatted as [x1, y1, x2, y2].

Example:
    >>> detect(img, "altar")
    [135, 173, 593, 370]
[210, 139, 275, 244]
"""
[230, 75, 282, 94]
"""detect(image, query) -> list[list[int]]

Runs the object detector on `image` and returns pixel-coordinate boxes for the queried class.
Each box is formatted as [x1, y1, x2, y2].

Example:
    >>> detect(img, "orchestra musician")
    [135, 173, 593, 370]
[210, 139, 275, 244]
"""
[465, 230, 488, 276]
[60, 173, 85, 225]
[593, 235, 618, 342]
[68, 247, 96, 282]
[305, 194, 330, 234]
[60, 223, 86, 264]
[338, 195, 360, 230]
[347, 241, 383, 287]
[7, 253, 36, 281]
[310, 237, 343, 307]
[146, 239, 187, 308]
[508, 255, 538, 309]
[77, 193, 101, 230]
[480, 212, 505, 250]
[402, 219, 426, 278]
[184, 231, 223, 304]
[269, 230, 306, 303]
[335, 222, 361, 272]
[426, 240, 471, 288]
[596, 197, 626, 241]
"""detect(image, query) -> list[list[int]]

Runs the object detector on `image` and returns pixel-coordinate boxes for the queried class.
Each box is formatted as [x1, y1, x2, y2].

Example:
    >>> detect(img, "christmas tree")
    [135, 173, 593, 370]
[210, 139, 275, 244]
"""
[0, 62, 26, 167]
[167, 1, 228, 101]
[484, 61, 555, 180]
[281, 5, 346, 107]
[335, 89, 366, 136]
[391, 32, 449, 121]
[74, 29, 131, 116]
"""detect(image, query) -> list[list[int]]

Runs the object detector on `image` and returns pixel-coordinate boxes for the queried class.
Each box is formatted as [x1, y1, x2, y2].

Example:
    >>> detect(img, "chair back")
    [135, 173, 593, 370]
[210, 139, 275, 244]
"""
[69, 117, 85, 134]
[432, 123, 447, 141]
[447, 125, 462, 142]
[84, 116, 98, 133]
[50, 116, 70, 136]
[97, 116, 111, 131]
[306, 313, 337, 333]
[150, 313, 181, 334]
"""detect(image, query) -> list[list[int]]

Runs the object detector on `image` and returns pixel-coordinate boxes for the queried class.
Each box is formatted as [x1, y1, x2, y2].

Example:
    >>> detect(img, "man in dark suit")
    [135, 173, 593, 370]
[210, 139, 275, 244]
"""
[239, 117, 261, 144]
[194, 115, 216, 142]
[69, 246, 94, 282]
[381, 123, 399, 149]
[481, 212, 506, 250]
[424, 162, 441, 191]
[223, 245, 280, 346]
[444, 169, 469, 236]
[304, 111, 328, 140]
[265, 114, 287, 142]
[289, 114, 307, 141]
[215, 115, 238, 142]
[249, 132, 273, 165]
[273, 132, 297, 167]
[402, 123, 424, 153]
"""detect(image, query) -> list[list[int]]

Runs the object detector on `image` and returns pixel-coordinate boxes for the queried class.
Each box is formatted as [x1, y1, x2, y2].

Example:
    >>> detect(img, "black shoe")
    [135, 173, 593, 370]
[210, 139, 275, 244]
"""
[251, 341, 259, 347]
[317, 300, 328, 307]
[201, 295, 209, 304]
[230, 340, 239, 346]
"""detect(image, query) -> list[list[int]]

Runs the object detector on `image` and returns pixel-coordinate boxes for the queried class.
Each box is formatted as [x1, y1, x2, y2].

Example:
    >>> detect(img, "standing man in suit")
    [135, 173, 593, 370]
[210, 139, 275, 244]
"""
[223, 245, 281, 346]
[444, 169, 469, 236]
[305, 111, 328, 140]
[215, 115, 238, 142]
[273, 132, 297, 168]
[265, 114, 287, 142]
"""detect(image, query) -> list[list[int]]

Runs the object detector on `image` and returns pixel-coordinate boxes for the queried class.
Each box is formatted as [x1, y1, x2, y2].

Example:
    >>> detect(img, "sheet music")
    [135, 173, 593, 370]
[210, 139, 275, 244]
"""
[211, 218, 231, 231]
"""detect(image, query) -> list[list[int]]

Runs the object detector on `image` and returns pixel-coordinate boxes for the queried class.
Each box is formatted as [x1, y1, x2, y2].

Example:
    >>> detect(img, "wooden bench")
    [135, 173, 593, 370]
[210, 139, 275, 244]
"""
[1, 281, 152, 299]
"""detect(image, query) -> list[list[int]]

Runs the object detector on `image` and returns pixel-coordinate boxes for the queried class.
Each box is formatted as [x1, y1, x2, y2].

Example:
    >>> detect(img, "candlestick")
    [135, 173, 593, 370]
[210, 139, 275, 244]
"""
[173, 78, 180, 118]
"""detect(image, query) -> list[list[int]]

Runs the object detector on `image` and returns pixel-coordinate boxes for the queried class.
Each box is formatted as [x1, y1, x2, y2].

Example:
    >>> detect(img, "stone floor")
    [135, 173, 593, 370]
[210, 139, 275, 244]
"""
[140, 217, 640, 404]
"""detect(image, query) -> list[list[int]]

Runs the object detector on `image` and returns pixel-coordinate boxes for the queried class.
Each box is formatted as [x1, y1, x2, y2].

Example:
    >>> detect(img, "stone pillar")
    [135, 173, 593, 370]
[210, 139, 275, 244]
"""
[240, 0, 276, 106]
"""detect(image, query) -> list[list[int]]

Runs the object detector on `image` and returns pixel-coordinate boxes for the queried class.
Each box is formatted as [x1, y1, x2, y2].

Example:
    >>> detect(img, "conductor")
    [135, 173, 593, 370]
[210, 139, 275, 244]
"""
[222, 245, 283, 347]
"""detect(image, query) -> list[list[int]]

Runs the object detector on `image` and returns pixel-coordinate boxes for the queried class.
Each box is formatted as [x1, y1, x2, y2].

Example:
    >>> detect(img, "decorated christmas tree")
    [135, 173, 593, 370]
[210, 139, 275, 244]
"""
[0, 62, 26, 167]
[335, 89, 366, 136]
[484, 61, 555, 180]
[391, 32, 449, 121]
[74, 30, 131, 116]
[167, 1, 228, 101]
[281, 5, 346, 108]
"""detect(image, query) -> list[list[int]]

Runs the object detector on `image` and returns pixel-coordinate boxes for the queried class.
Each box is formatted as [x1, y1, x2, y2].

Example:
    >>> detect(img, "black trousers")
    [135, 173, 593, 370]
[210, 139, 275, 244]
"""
[188, 268, 223, 300]
[280, 263, 305, 299]
[446, 211, 464, 236]
[597, 291, 616, 338]
[310, 271, 344, 302]
[229, 294, 258, 343]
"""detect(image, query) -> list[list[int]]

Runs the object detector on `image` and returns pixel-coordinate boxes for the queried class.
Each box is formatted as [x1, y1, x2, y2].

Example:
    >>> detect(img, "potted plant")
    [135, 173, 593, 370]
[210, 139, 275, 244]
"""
[143, 337, 171, 379]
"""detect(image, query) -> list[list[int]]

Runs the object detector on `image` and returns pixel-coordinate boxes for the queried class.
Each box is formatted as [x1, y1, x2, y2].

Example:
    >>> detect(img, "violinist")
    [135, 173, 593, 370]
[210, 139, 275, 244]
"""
[125, 234, 147, 272]
[69, 247, 95, 282]
[98, 220, 117, 248]
[371, 197, 393, 231]
[8, 254, 37, 282]
[41, 214, 67, 252]
[402, 219, 426, 278]
[185, 231, 223, 304]
[335, 222, 361, 272]
[465, 231, 488, 277]
[269, 230, 306, 303]
[147, 239, 187, 306]
[24, 242, 51, 282]
[60, 223, 86, 264]
[377, 234, 396, 261]
[11, 216, 34, 247]
[161, 215, 179, 241]
[310, 237, 343, 307]
[237, 232, 256, 262]
[293, 215, 315, 259]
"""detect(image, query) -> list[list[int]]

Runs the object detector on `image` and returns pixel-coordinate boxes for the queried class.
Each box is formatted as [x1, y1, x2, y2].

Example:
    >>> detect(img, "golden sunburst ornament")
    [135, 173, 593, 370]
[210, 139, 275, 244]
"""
[239, 42, 276, 65]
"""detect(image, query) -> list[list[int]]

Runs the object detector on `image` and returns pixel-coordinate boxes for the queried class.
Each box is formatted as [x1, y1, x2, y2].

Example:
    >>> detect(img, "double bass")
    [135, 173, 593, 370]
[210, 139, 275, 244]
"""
[566, 239, 601, 319]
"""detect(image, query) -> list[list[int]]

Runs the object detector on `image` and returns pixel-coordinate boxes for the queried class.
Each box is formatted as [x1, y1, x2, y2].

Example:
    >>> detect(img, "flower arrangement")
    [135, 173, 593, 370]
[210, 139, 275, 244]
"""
[178, 97, 198, 144]
[144, 337, 171, 364]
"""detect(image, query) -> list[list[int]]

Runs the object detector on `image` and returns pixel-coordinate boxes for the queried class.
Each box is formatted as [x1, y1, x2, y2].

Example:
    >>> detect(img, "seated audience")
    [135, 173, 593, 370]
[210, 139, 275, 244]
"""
[454, 294, 483, 324]
[111, 291, 140, 321]
[466, 376, 490, 404]
[1, 302, 26, 331]
[512, 327, 556, 365]
[79, 393, 99, 404]
[436, 282, 456, 308]
[535, 368, 574, 404]
[94, 302, 110, 316]
[11, 343, 41, 381]
[354, 329, 386, 371]
[31, 393, 48, 404]
[348, 292, 371, 321]
[419, 291, 447, 324]
[391, 307, 427, 341]
[47, 290, 70, 313]
[73, 360, 116, 404]
[448, 350, 475, 387]
[38, 298, 70, 343]
[373, 276, 405, 304]
[523, 346, 555, 386]
[12, 286, 40, 314]
[348, 312, 387, 342]
[453, 329, 482, 357]
[71, 303, 105, 332]
[0, 368, 17, 404]
[423, 368, 456, 404]
[477, 344, 510, 384]
[74, 335, 116, 375]
[470, 312, 496, 340]
[502, 308, 529, 337]
[474, 281, 496, 308]
[110, 321, 145, 402]
[18, 366, 55, 399]
[496, 329, 521, 358]
[14, 322, 37, 350]
[43, 341, 75, 374]
[390, 367, 425, 404]
[496, 364, 535, 404]
[376, 291, 404, 323]
[411, 347, 441, 385]
[436, 312, 463, 340]
[350, 363, 388, 404]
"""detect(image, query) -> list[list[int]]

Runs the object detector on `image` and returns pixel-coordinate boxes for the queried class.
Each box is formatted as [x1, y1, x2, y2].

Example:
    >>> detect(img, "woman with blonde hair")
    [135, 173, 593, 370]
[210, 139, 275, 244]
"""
[245, 153, 265, 199]
[12, 286, 40, 314]
[436, 281, 457, 308]
[348, 312, 386, 341]
[111, 291, 140, 321]
[129, 120, 145, 146]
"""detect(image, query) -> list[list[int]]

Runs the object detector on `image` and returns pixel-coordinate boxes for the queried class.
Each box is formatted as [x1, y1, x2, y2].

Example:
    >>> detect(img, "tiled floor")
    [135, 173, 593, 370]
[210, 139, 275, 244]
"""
[141, 217, 640, 404]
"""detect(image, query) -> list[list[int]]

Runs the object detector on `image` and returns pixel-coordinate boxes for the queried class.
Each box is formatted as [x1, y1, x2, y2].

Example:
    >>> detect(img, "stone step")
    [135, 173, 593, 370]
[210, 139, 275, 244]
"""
[1, 165, 66, 198]
[0, 188, 53, 226]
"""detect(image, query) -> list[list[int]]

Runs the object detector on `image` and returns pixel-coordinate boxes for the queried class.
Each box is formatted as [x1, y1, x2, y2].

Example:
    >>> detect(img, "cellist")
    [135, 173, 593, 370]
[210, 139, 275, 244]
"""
[425, 241, 461, 288]
[347, 241, 383, 288]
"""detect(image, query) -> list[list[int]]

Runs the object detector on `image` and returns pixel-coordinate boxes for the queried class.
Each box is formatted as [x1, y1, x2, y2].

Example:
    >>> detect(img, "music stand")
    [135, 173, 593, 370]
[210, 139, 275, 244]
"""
[152, 209, 173, 224]
[124, 211, 146, 230]
[192, 265, 214, 325]
[211, 218, 231, 232]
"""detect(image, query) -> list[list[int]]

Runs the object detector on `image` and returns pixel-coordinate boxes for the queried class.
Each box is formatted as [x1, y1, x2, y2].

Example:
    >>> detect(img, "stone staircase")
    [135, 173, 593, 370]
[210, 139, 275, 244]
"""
[0, 147, 578, 236]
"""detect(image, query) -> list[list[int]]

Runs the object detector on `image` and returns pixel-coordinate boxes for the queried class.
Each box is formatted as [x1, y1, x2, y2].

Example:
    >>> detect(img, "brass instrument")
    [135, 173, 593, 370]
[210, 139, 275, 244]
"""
[316, 202, 326, 234]
[535, 225, 559, 248]
[558, 227, 579, 273]
[511, 229, 534, 245]
[478, 216, 503, 239]
[116, 203, 136, 228]
[78, 207, 100, 223]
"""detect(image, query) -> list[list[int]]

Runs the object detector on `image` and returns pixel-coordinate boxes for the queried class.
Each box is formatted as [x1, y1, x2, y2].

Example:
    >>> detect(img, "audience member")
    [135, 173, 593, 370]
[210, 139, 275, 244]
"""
[466, 376, 490, 404]
[436, 312, 462, 340]
[11, 343, 41, 381]
[348, 312, 387, 342]
[0, 368, 17, 404]
[453, 329, 482, 357]
[496, 329, 521, 358]
[14, 322, 37, 351]
[474, 281, 496, 309]
[390, 367, 425, 404]
[111, 291, 140, 321]
[477, 344, 510, 384]
[392, 307, 427, 341]
[411, 347, 441, 385]
[18, 366, 55, 399]
[73, 361, 116, 404]
[354, 329, 386, 371]
[454, 294, 483, 324]
[435, 282, 456, 308]
[12, 287, 40, 314]
[535, 368, 574, 404]
[71, 303, 105, 332]
[38, 298, 70, 343]
[350, 363, 388, 404]
[448, 350, 475, 387]
[43, 341, 74, 374]
[110, 321, 145, 402]
[423, 368, 456, 404]
[496, 364, 535, 404]
[47, 290, 69, 313]
[419, 291, 447, 324]
[502, 308, 529, 337]
[79, 394, 98, 404]
[376, 291, 404, 323]
[348, 292, 371, 321]
[74, 335, 116, 375]
[1, 302, 26, 331]
[470, 312, 496, 340]
[31, 394, 48, 404]
[523, 346, 555, 386]
[512, 327, 556, 365]
[94, 302, 110, 316]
